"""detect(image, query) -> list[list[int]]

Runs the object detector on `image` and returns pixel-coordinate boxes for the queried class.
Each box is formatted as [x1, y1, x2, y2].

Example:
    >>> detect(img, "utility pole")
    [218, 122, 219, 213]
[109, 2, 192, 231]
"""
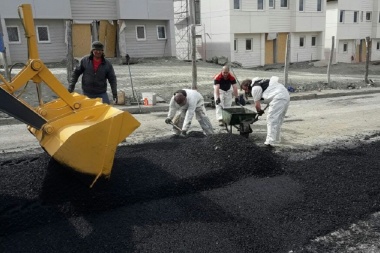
[365, 36, 371, 84]
[327, 36, 335, 85]
[284, 34, 290, 86]
[0, 14, 9, 80]
[66, 20, 74, 83]
[189, 0, 197, 89]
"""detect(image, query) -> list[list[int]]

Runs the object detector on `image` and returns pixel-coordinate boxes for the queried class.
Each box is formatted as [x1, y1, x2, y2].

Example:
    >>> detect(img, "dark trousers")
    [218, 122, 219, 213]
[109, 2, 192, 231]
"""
[83, 91, 110, 104]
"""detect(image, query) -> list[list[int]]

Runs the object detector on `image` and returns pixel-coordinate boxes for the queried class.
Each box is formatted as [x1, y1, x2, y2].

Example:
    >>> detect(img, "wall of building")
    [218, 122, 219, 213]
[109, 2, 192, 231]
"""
[200, 0, 232, 61]
[233, 33, 262, 67]
[121, 20, 172, 58]
[71, 0, 117, 20]
[336, 39, 355, 63]
[4, 19, 67, 64]
[290, 32, 323, 62]
[118, 0, 174, 20]
[371, 38, 380, 61]
[0, 0, 71, 19]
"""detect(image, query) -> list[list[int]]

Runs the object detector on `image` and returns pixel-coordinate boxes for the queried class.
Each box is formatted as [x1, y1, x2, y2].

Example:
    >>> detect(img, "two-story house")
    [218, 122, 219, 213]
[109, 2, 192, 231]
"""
[0, 0, 176, 65]
[196, 0, 326, 68]
[326, 0, 380, 63]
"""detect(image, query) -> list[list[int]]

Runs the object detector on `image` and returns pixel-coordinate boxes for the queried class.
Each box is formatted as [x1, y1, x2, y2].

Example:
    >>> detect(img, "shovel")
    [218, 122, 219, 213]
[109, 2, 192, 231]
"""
[169, 121, 182, 132]
[169, 121, 188, 138]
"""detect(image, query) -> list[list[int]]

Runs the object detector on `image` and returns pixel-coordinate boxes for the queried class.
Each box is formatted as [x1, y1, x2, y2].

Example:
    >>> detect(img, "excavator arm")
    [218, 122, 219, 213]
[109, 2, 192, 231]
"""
[0, 4, 140, 187]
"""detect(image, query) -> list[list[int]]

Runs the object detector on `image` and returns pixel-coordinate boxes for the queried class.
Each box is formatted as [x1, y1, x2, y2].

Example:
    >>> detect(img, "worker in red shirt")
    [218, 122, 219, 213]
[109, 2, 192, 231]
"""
[213, 65, 239, 126]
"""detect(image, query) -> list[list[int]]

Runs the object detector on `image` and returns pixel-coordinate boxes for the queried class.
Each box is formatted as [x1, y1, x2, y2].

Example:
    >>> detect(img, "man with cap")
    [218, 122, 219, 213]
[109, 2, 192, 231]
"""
[165, 89, 214, 137]
[68, 41, 118, 104]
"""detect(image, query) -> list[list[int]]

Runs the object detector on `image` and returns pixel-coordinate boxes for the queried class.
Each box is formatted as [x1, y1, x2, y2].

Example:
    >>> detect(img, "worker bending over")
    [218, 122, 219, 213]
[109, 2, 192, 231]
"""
[241, 76, 290, 147]
[165, 89, 214, 137]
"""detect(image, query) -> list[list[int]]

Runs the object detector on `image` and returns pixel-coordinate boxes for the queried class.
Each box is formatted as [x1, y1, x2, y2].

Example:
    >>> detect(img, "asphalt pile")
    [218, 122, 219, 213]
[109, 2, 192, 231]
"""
[1, 134, 380, 252]
[0, 133, 282, 235]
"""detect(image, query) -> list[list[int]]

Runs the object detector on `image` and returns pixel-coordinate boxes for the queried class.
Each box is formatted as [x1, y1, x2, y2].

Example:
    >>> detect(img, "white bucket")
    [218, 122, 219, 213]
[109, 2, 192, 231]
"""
[141, 92, 156, 106]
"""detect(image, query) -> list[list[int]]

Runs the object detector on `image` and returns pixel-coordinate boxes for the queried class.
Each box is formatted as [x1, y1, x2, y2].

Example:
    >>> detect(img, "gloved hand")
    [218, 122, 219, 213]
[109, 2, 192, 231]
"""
[215, 98, 221, 105]
[113, 94, 118, 104]
[68, 86, 74, 93]
[165, 118, 172, 124]
[235, 97, 240, 105]
[257, 109, 265, 116]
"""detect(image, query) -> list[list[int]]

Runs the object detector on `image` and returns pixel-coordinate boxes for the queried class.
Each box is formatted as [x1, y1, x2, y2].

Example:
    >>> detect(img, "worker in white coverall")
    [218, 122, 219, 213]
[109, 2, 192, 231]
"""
[165, 89, 214, 137]
[241, 76, 290, 147]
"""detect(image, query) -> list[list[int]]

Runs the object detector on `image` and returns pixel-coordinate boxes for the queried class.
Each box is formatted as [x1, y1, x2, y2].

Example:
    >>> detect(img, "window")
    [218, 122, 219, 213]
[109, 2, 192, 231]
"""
[317, 0, 322, 12]
[361, 11, 363, 22]
[311, 36, 316, 47]
[7, 26, 20, 43]
[258, 0, 264, 10]
[136, 25, 146, 41]
[354, 11, 359, 23]
[157, 26, 166, 39]
[234, 0, 240, 9]
[377, 42, 380, 50]
[234, 39, 237, 52]
[269, 0, 275, 8]
[299, 0, 304, 11]
[36, 26, 50, 43]
[379, 13, 380, 23]
[281, 0, 288, 8]
[339, 10, 345, 23]
[366, 12, 372, 21]
[299, 37, 305, 47]
[245, 39, 252, 51]
[343, 43, 348, 52]
[195, 0, 201, 24]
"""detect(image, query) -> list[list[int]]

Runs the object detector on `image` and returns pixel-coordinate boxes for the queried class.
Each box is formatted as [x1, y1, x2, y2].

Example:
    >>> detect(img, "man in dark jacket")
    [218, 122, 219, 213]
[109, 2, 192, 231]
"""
[68, 41, 117, 104]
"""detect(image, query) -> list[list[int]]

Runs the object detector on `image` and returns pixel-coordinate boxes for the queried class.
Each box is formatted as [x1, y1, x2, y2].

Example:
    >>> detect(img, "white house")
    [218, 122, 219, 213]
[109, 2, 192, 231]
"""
[173, 0, 326, 68]
[0, 0, 71, 64]
[0, 0, 176, 65]
[198, 0, 326, 68]
[326, 0, 380, 63]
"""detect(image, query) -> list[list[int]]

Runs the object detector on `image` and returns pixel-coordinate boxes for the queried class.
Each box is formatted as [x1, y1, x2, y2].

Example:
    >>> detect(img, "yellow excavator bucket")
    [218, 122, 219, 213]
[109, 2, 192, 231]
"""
[28, 93, 140, 178]
[0, 4, 141, 186]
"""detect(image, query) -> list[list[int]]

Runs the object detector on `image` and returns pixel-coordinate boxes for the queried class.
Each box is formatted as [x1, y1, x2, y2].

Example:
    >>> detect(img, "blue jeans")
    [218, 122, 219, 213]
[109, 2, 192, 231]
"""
[83, 92, 110, 104]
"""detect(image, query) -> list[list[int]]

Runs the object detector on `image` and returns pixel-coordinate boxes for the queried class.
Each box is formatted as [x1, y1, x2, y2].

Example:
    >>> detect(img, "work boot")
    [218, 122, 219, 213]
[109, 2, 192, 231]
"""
[218, 120, 224, 126]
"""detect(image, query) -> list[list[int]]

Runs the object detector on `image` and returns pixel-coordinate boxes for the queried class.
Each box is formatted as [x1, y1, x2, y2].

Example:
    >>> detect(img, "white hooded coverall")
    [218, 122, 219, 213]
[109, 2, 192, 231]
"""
[251, 76, 290, 145]
[167, 89, 214, 135]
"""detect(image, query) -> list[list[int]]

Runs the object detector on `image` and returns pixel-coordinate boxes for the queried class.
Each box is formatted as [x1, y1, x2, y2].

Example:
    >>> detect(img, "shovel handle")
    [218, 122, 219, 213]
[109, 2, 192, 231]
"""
[170, 122, 182, 132]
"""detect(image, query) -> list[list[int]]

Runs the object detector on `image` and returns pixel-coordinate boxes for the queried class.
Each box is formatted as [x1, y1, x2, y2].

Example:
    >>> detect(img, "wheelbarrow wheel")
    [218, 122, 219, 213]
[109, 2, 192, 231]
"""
[240, 132, 250, 138]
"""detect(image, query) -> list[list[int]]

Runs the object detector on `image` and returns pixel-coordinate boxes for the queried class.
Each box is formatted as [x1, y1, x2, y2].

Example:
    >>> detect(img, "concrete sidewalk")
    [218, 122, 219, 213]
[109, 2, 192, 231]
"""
[115, 87, 380, 114]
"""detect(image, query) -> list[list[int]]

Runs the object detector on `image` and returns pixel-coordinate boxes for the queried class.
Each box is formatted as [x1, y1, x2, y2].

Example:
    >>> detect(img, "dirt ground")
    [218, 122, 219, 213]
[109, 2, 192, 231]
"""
[1, 57, 379, 108]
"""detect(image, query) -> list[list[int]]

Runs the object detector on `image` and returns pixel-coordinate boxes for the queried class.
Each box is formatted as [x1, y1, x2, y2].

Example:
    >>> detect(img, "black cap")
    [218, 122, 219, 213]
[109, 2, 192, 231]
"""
[92, 41, 104, 50]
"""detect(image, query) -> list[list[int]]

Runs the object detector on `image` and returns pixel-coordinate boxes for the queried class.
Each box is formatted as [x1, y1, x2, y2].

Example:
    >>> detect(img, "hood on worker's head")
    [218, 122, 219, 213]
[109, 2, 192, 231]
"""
[269, 76, 279, 85]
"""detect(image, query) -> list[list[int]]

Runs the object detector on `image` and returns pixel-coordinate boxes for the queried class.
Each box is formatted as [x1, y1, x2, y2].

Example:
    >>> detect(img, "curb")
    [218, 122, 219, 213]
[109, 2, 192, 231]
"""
[2, 88, 380, 125]
[116, 87, 380, 114]
[290, 87, 380, 101]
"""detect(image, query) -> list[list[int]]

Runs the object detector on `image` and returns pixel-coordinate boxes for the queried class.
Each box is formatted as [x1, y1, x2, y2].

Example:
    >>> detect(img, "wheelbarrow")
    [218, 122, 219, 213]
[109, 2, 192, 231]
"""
[221, 107, 259, 138]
